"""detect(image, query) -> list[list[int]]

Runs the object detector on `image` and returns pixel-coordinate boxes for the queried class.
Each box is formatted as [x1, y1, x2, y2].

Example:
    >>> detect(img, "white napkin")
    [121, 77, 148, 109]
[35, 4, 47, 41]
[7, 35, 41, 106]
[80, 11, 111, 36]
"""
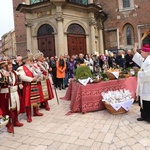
[121, 99, 134, 111]
[111, 72, 119, 79]
[110, 99, 134, 111]
[111, 103, 122, 111]
[78, 77, 93, 86]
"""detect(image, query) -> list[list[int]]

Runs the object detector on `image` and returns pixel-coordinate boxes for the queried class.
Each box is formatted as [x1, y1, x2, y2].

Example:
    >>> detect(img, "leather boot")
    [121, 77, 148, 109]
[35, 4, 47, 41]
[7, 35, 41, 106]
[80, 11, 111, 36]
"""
[44, 101, 50, 111]
[33, 106, 43, 116]
[39, 102, 45, 109]
[26, 107, 32, 123]
[6, 120, 13, 133]
[13, 110, 24, 127]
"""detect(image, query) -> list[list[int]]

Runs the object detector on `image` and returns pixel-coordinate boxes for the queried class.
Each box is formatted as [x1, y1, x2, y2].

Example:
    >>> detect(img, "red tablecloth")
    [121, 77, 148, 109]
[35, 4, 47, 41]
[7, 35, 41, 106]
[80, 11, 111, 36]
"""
[61, 77, 137, 113]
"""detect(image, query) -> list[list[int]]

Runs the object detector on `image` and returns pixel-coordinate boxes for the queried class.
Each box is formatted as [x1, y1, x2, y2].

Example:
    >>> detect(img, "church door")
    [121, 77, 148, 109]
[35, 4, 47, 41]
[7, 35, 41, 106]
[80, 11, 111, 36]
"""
[37, 24, 55, 57]
[67, 24, 86, 56]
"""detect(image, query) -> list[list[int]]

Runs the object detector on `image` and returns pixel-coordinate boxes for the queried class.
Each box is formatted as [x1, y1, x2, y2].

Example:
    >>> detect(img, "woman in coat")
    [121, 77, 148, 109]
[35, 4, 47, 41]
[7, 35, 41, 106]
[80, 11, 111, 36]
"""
[56, 55, 66, 90]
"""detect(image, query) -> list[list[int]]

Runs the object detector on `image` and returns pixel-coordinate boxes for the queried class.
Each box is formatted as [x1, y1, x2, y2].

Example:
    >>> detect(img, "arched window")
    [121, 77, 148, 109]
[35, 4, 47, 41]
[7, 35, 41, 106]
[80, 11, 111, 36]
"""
[37, 24, 54, 36]
[67, 24, 85, 34]
[123, 0, 130, 8]
[124, 24, 134, 45]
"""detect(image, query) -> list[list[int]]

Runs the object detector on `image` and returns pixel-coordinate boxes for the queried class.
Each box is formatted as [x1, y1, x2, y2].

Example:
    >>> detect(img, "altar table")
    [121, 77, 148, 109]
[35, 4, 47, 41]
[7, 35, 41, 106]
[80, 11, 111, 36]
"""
[61, 77, 137, 113]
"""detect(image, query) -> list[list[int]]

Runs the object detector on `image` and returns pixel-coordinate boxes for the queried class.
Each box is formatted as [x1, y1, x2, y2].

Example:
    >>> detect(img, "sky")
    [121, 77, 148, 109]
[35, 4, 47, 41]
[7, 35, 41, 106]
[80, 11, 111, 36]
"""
[0, 0, 14, 39]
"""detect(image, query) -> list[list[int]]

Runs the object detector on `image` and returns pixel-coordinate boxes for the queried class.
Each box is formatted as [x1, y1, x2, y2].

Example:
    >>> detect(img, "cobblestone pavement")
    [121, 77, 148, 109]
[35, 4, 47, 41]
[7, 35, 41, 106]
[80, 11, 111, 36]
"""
[0, 88, 150, 150]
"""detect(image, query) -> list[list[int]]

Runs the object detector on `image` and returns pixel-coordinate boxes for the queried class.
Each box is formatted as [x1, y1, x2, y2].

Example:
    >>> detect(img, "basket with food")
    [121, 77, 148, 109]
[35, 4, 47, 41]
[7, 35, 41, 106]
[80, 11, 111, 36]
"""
[93, 78, 102, 83]
[0, 115, 9, 128]
[101, 89, 134, 115]
[106, 68, 120, 80]
[103, 101, 127, 114]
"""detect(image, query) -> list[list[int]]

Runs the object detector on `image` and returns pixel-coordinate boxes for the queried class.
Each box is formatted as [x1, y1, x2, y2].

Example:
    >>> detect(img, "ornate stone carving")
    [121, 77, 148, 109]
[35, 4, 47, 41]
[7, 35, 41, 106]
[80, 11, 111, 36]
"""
[89, 19, 97, 26]
[25, 22, 33, 27]
[37, 12, 43, 18]
[55, 15, 64, 22]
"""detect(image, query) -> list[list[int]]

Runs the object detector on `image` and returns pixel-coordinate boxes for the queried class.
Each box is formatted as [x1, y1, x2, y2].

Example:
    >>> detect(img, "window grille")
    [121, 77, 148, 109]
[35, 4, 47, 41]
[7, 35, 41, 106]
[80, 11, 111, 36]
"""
[30, 0, 48, 4]
[38, 24, 54, 36]
[67, 24, 85, 34]
[69, 0, 88, 5]
[123, 0, 130, 8]
[126, 27, 132, 45]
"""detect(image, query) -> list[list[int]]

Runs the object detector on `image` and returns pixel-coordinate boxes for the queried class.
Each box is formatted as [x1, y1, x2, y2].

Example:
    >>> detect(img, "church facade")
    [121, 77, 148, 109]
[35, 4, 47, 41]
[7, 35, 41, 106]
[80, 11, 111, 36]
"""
[16, 0, 107, 57]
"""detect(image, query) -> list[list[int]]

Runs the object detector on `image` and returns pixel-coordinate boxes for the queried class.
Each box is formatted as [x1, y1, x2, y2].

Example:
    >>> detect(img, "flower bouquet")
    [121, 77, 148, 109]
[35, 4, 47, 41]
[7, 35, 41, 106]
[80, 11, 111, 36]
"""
[0, 115, 9, 128]
[102, 89, 134, 114]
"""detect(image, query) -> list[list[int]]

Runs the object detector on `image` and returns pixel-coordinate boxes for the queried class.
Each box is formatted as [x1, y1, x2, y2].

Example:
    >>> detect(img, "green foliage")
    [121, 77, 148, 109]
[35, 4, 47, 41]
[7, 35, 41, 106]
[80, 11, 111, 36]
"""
[76, 66, 92, 80]
[100, 72, 107, 79]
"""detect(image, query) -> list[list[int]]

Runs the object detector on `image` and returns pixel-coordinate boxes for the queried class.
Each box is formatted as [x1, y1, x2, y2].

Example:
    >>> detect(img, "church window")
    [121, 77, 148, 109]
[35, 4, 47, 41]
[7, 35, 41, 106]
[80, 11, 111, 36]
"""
[69, 0, 88, 5]
[30, 0, 48, 4]
[124, 24, 134, 45]
[118, 0, 134, 11]
[67, 24, 85, 34]
[38, 24, 54, 36]
[123, 0, 130, 8]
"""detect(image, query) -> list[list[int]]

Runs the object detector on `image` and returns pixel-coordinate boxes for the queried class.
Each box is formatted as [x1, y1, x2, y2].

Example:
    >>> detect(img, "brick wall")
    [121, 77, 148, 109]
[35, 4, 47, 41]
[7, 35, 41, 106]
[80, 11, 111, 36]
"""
[98, 0, 150, 50]
[13, 0, 27, 56]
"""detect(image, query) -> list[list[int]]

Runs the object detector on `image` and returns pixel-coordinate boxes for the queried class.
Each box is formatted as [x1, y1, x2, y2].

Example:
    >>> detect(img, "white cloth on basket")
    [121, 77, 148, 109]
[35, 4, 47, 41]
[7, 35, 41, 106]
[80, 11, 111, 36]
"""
[111, 72, 119, 79]
[111, 99, 134, 111]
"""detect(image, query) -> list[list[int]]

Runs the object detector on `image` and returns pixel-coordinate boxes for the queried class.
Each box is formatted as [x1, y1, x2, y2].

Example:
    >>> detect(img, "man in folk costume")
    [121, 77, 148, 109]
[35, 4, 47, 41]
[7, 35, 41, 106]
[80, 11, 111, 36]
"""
[34, 51, 54, 111]
[132, 32, 150, 121]
[17, 53, 44, 122]
[0, 60, 24, 133]
[0, 108, 2, 118]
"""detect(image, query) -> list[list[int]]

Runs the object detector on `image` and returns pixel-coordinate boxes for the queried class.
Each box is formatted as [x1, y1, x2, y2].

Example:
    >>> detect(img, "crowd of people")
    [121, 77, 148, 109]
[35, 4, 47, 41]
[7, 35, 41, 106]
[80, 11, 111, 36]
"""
[1, 44, 150, 134]
[48, 49, 139, 90]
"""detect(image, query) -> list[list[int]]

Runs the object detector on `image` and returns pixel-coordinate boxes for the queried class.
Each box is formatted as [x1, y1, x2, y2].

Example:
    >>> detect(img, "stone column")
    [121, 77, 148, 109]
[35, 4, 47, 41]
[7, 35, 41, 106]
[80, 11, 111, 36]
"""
[55, 5, 64, 56]
[26, 23, 32, 52]
[99, 26, 104, 54]
[89, 19, 96, 54]
[88, 0, 93, 4]
[25, 0, 30, 5]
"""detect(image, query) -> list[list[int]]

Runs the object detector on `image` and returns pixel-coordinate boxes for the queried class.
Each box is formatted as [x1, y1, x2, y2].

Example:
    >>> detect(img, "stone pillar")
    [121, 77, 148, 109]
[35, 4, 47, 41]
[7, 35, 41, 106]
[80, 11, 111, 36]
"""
[55, 5, 64, 56]
[88, 0, 93, 4]
[25, 0, 30, 5]
[89, 19, 96, 54]
[99, 27, 104, 54]
[26, 23, 32, 52]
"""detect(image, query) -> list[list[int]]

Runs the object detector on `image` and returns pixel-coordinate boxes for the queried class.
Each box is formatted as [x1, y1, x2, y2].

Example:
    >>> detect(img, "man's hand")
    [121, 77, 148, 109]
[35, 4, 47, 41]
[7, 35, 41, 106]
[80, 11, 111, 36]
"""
[19, 84, 23, 89]
[133, 44, 138, 54]
[32, 77, 38, 81]
[3, 71, 9, 77]
[43, 75, 46, 79]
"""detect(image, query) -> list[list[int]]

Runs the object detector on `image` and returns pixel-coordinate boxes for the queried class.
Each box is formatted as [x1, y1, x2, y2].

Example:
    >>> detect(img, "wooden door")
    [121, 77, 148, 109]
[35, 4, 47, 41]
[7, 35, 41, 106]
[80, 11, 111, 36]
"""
[38, 35, 55, 58]
[67, 34, 86, 56]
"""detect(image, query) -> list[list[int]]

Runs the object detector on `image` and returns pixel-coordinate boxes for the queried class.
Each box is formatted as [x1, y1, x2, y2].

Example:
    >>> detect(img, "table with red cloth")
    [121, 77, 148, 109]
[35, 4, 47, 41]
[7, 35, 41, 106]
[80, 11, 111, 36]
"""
[61, 77, 137, 113]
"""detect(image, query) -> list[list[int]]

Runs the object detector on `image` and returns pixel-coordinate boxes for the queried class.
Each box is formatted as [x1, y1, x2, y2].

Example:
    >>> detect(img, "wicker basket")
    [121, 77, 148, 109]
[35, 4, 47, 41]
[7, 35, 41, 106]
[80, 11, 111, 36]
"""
[0, 120, 9, 128]
[106, 72, 116, 80]
[103, 101, 127, 115]
[93, 78, 102, 83]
